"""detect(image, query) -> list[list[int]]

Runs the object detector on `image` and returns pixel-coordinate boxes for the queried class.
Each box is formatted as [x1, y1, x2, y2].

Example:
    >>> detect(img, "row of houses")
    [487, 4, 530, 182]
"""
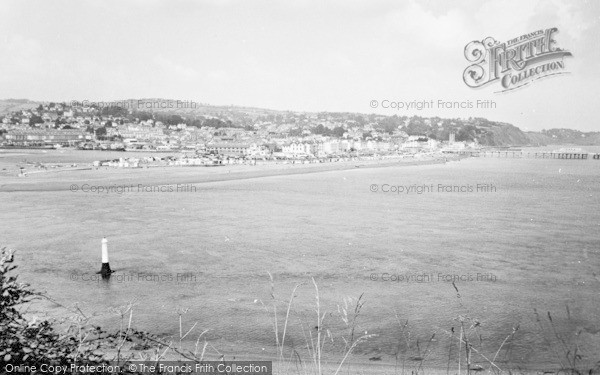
[204, 143, 269, 157]
[279, 137, 441, 157]
[112, 124, 167, 140]
[203, 140, 397, 158]
[281, 139, 393, 156]
[2, 129, 90, 144]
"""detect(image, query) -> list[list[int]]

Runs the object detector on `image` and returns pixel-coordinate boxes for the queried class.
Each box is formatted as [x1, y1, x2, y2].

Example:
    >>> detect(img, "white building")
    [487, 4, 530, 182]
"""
[282, 142, 312, 157]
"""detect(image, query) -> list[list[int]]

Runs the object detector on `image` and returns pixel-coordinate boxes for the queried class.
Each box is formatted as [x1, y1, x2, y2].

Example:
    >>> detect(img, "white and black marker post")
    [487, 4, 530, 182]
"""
[98, 237, 113, 278]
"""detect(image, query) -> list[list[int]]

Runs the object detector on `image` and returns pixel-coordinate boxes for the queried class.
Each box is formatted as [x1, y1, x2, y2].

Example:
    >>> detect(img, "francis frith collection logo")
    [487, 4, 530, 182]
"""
[463, 27, 572, 92]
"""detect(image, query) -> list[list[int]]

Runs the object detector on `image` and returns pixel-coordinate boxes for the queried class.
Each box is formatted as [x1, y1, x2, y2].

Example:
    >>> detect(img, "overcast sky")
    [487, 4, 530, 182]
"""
[1, 0, 598, 131]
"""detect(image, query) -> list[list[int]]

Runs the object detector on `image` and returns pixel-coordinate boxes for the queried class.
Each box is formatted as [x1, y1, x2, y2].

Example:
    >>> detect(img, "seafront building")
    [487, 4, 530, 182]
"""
[3, 129, 90, 145]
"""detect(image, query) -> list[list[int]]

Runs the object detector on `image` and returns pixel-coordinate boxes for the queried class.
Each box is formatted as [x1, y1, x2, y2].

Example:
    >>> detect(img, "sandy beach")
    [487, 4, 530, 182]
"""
[0, 149, 464, 192]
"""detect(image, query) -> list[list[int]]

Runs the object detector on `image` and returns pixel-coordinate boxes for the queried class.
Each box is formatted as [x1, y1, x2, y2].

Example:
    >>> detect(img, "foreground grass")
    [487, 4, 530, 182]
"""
[1, 246, 598, 374]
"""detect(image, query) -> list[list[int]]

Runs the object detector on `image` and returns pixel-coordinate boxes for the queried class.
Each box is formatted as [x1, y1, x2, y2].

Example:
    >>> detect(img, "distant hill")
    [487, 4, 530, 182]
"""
[118, 98, 296, 118]
[0, 99, 40, 115]
[526, 129, 600, 146]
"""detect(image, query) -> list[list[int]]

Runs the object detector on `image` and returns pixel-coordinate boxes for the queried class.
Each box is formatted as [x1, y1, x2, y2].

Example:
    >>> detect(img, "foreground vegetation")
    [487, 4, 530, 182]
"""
[1, 246, 598, 374]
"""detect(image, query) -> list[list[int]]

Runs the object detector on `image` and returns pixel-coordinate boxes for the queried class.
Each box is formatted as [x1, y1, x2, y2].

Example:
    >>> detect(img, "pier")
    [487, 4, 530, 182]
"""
[447, 151, 596, 160]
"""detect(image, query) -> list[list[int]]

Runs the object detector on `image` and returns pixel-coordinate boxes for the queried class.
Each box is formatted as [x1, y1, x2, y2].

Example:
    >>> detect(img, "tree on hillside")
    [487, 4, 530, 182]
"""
[187, 118, 203, 128]
[456, 125, 478, 142]
[134, 111, 153, 122]
[312, 124, 329, 135]
[100, 106, 128, 118]
[95, 126, 107, 138]
[331, 126, 345, 138]
[404, 116, 431, 136]
[378, 115, 403, 134]
[29, 115, 44, 126]
[155, 114, 184, 126]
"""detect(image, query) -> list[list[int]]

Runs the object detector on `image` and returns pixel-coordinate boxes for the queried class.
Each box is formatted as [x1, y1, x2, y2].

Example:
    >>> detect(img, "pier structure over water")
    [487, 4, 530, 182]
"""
[446, 150, 598, 160]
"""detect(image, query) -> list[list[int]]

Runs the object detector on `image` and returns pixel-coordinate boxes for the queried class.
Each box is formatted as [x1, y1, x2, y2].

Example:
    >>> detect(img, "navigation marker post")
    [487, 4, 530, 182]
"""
[98, 237, 113, 279]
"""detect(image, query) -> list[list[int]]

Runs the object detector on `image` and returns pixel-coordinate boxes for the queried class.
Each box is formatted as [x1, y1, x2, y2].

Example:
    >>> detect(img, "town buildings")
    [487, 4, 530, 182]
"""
[0, 101, 480, 159]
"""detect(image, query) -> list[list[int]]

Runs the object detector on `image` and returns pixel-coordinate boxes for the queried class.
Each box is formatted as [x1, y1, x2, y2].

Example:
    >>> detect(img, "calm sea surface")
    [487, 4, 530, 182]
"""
[1, 149, 599, 370]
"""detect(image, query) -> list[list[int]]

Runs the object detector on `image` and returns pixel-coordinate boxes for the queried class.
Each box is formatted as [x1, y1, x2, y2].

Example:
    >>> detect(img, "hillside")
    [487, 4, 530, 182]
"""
[0, 99, 40, 115]
[1, 99, 598, 147]
[526, 129, 600, 146]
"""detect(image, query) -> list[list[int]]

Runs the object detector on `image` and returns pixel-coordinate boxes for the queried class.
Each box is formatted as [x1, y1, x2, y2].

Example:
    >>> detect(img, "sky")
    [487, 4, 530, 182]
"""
[1, 0, 599, 131]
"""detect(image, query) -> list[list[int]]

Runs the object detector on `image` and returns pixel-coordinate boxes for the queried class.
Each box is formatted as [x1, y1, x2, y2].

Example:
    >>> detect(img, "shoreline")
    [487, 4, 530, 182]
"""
[0, 154, 465, 192]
